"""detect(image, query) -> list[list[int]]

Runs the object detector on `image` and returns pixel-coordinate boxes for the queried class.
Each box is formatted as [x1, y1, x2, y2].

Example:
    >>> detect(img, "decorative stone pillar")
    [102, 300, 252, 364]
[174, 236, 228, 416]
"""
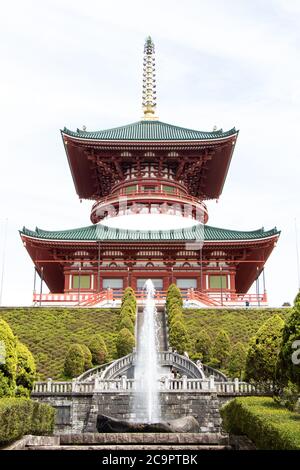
[46, 378, 52, 392]
[209, 375, 215, 391]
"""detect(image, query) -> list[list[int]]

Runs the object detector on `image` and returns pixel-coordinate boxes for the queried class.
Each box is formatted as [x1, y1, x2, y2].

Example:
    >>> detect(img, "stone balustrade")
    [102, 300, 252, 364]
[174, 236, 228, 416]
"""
[32, 376, 271, 395]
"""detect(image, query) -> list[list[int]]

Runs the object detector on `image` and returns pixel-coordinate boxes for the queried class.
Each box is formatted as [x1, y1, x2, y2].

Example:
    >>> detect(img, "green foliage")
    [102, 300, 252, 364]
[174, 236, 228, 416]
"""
[169, 320, 189, 354]
[228, 342, 247, 379]
[120, 304, 136, 322]
[194, 329, 212, 362]
[183, 307, 290, 361]
[0, 397, 55, 445]
[64, 344, 85, 378]
[166, 284, 183, 309]
[220, 397, 300, 450]
[116, 328, 135, 357]
[277, 294, 300, 387]
[119, 314, 134, 335]
[0, 319, 17, 398]
[121, 288, 137, 311]
[0, 308, 120, 379]
[212, 329, 231, 369]
[79, 344, 92, 371]
[16, 341, 36, 394]
[88, 334, 108, 365]
[245, 315, 284, 384]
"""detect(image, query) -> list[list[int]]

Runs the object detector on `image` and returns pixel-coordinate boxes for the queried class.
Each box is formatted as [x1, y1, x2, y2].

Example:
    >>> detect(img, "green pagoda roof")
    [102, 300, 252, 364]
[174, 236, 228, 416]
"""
[62, 120, 237, 142]
[20, 224, 280, 243]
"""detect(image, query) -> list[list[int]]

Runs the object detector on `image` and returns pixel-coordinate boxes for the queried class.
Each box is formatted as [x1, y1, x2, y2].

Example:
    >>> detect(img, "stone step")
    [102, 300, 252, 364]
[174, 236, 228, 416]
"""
[60, 432, 229, 446]
[26, 444, 231, 451]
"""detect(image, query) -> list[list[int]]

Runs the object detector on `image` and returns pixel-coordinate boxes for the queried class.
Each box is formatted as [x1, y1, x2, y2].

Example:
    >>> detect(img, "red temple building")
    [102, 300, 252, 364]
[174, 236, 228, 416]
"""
[20, 38, 280, 307]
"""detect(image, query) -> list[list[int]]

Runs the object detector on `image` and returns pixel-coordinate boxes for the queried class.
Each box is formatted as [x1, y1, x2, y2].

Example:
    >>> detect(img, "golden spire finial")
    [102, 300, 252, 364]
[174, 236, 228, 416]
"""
[142, 36, 157, 120]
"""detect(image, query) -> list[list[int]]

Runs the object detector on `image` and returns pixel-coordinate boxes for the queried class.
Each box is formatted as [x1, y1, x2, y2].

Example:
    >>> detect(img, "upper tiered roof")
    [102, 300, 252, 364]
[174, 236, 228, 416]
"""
[62, 120, 237, 142]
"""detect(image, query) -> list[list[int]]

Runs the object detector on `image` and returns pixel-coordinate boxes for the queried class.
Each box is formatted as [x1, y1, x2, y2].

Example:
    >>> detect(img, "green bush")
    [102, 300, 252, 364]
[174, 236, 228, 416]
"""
[227, 342, 247, 379]
[166, 284, 183, 309]
[116, 328, 135, 357]
[79, 344, 92, 371]
[212, 329, 231, 369]
[194, 329, 212, 363]
[119, 314, 134, 335]
[220, 397, 300, 450]
[0, 397, 55, 445]
[169, 320, 189, 354]
[0, 319, 17, 398]
[277, 292, 300, 387]
[64, 344, 85, 378]
[88, 334, 108, 365]
[245, 315, 284, 385]
[120, 304, 136, 322]
[15, 341, 36, 395]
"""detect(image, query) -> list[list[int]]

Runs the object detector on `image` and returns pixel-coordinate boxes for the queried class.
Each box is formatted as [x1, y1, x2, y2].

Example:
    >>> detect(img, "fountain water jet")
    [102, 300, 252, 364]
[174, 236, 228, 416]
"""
[132, 279, 161, 423]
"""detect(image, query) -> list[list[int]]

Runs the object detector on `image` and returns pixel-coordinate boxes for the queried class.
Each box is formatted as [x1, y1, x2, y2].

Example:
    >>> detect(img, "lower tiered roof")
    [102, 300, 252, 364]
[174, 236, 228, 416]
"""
[20, 223, 280, 243]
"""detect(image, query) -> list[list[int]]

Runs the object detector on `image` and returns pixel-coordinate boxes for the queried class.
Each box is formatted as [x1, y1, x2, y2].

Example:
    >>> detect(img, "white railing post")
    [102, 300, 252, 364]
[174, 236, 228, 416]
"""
[94, 376, 100, 391]
[121, 375, 127, 390]
[209, 375, 215, 391]
[47, 378, 52, 393]
[72, 378, 77, 393]
[234, 378, 239, 393]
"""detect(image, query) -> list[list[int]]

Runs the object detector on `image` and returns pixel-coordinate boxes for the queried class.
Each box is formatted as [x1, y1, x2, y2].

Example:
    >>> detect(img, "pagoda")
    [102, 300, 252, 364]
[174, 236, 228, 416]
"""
[20, 37, 280, 307]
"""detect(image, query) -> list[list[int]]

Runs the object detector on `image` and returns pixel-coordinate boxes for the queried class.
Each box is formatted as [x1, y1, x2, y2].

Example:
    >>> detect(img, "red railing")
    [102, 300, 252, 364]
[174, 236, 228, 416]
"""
[33, 289, 267, 307]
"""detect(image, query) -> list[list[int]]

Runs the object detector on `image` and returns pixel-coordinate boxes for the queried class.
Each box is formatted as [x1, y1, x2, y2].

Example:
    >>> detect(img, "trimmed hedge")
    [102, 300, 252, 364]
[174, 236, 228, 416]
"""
[0, 398, 55, 445]
[220, 397, 300, 450]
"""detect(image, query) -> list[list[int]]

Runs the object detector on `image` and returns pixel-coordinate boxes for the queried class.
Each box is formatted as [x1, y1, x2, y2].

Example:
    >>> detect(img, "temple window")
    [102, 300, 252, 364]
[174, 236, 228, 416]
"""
[103, 278, 123, 289]
[72, 275, 91, 289]
[209, 275, 227, 289]
[176, 278, 197, 289]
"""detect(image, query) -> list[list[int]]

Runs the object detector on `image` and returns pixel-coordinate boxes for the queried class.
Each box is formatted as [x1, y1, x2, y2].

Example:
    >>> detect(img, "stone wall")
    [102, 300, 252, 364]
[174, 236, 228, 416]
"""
[33, 391, 223, 434]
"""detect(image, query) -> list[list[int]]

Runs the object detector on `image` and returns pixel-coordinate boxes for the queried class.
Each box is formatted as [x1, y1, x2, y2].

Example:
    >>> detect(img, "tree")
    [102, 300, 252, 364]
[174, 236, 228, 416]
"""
[277, 293, 300, 387]
[228, 342, 247, 379]
[211, 330, 231, 369]
[79, 344, 93, 371]
[15, 341, 36, 396]
[88, 334, 108, 365]
[0, 319, 17, 397]
[116, 328, 135, 357]
[245, 315, 284, 384]
[169, 320, 189, 354]
[195, 330, 212, 363]
[119, 314, 134, 335]
[64, 344, 85, 378]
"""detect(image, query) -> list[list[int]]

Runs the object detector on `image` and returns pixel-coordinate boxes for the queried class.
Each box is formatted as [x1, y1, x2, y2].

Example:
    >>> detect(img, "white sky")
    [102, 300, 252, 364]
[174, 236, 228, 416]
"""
[0, 0, 300, 306]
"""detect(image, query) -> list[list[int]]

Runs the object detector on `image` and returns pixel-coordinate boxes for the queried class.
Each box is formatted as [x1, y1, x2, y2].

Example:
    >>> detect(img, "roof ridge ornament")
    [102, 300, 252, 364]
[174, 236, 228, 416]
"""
[142, 36, 158, 120]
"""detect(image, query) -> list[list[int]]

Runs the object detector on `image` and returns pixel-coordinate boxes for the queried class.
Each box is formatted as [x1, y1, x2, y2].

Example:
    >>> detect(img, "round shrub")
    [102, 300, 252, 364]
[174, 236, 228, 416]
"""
[79, 344, 93, 371]
[0, 319, 17, 397]
[245, 315, 284, 384]
[16, 341, 36, 394]
[116, 328, 135, 357]
[169, 320, 189, 354]
[64, 344, 85, 378]
[88, 334, 108, 365]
